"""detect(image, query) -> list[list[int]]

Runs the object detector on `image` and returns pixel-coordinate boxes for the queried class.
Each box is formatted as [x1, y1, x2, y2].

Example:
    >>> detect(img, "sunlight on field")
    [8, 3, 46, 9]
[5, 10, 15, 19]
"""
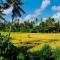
[1, 32, 60, 52]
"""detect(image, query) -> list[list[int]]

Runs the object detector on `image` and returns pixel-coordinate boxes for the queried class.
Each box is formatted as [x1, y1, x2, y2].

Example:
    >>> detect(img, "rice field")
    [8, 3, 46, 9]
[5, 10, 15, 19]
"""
[1, 32, 60, 52]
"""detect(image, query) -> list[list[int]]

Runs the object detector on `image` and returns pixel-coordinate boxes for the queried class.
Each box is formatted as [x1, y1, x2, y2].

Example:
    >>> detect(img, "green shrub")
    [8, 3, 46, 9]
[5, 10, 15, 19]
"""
[39, 44, 55, 60]
[17, 52, 25, 60]
[53, 48, 60, 60]
[26, 52, 39, 60]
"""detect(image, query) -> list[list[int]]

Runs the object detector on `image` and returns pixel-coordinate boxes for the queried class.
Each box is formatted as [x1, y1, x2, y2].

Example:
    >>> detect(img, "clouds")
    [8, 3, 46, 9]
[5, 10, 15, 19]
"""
[24, 14, 35, 22]
[33, 0, 50, 17]
[52, 12, 60, 22]
[51, 2, 60, 21]
[3, 6, 13, 14]
[52, 6, 60, 11]
[24, 0, 60, 22]
[24, 14, 33, 20]
[51, 5, 60, 21]
[24, 0, 51, 21]
[41, 0, 50, 9]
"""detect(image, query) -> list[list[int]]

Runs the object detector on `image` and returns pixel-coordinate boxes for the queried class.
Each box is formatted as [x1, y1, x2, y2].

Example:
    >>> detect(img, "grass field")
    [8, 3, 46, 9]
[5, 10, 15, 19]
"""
[1, 32, 60, 52]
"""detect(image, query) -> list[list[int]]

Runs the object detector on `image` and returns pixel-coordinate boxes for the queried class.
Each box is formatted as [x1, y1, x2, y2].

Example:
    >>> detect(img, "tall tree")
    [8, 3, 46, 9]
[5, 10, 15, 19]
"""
[46, 18, 55, 32]
[46, 18, 55, 28]
[39, 18, 46, 32]
[3, 0, 26, 24]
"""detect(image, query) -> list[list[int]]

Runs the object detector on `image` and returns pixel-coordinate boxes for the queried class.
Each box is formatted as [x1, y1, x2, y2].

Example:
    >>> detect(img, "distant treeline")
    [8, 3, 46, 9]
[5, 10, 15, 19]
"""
[0, 18, 60, 33]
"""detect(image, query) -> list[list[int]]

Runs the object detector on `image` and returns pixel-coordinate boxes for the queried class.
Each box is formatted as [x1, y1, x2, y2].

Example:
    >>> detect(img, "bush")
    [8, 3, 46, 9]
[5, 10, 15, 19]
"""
[17, 52, 25, 60]
[39, 44, 55, 60]
[53, 48, 60, 60]
[0, 33, 18, 60]
[25, 52, 39, 60]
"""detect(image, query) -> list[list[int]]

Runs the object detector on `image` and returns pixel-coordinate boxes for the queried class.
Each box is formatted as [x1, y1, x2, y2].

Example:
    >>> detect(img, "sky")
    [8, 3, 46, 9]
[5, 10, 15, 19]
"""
[3, 0, 60, 22]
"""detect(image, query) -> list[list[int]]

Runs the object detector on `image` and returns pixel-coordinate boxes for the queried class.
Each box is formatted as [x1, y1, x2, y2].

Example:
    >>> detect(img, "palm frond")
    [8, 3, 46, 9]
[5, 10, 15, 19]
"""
[17, 2, 27, 5]
[18, 6, 25, 13]
[3, 3, 10, 9]
[0, 10, 7, 22]
[0, 16, 7, 22]
[4, 0, 26, 21]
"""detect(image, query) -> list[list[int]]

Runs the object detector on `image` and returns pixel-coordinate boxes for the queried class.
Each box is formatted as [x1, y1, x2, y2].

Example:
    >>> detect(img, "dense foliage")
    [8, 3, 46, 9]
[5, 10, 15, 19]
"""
[0, 18, 60, 33]
[0, 34, 60, 60]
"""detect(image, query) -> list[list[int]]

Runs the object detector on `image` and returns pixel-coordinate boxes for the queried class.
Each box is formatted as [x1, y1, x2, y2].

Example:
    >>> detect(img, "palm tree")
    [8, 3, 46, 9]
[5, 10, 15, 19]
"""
[3, 0, 25, 24]
[0, 11, 6, 22]
[0, 0, 6, 22]
[39, 18, 46, 32]
[0, 0, 26, 30]
[2, 0, 26, 35]
[1, 0, 26, 35]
